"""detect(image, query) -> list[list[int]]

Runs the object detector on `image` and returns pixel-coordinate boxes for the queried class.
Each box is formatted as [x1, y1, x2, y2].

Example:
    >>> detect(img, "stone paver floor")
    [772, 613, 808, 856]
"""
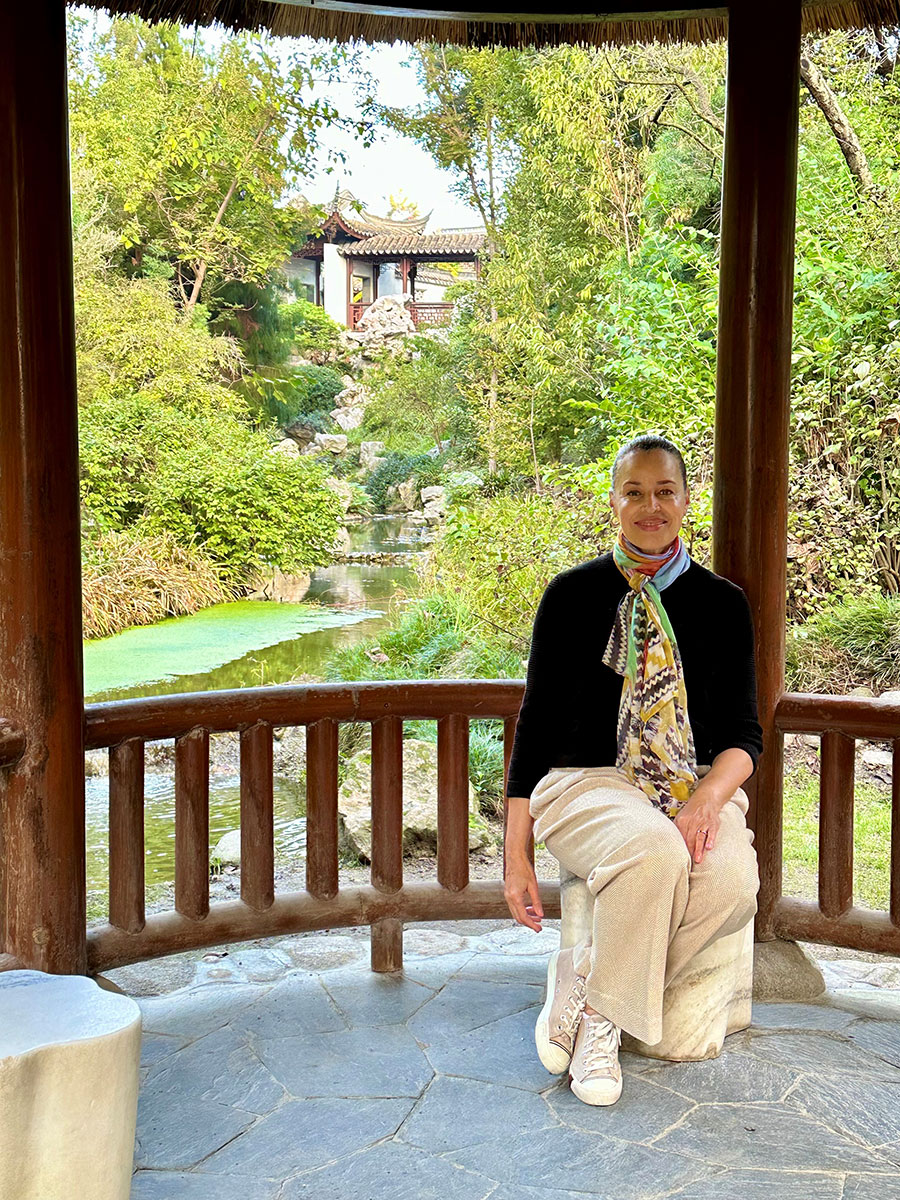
[119, 922, 900, 1200]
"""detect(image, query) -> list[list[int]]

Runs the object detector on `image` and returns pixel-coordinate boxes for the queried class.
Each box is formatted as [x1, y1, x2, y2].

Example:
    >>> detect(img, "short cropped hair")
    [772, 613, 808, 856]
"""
[610, 433, 688, 493]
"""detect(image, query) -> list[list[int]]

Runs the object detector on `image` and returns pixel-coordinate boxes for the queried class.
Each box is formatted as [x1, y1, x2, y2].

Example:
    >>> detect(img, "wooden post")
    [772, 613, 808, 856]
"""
[400, 257, 410, 294]
[713, 0, 800, 941]
[0, 0, 87, 972]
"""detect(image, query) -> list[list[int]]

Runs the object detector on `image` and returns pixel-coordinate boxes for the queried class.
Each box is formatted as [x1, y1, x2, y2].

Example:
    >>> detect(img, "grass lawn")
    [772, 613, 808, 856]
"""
[783, 765, 893, 912]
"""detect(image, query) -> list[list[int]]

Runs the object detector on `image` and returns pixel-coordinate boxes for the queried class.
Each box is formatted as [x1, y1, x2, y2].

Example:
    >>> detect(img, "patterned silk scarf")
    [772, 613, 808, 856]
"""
[601, 529, 698, 818]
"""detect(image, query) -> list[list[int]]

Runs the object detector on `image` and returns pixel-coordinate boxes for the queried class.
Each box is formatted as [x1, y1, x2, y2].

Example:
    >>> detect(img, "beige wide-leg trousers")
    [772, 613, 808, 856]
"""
[529, 765, 760, 1046]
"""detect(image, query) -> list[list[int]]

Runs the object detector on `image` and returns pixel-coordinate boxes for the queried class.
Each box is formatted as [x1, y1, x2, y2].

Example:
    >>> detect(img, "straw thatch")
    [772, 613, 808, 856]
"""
[83, 1, 900, 46]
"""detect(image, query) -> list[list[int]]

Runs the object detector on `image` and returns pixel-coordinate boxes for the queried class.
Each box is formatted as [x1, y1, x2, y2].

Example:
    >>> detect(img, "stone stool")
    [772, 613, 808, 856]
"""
[0, 970, 141, 1200]
[559, 867, 753, 1061]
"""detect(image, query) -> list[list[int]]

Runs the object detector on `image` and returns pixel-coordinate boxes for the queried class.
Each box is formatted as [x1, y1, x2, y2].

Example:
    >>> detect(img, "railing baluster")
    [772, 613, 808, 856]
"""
[891, 737, 900, 927]
[240, 722, 274, 912]
[306, 718, 339, 900]
[175, 728, 210, 920]
[370, 716, 404, 971]
[819, 730, 855, 919]
[437, 713, 469, 892]
[108, 738, 145, 933]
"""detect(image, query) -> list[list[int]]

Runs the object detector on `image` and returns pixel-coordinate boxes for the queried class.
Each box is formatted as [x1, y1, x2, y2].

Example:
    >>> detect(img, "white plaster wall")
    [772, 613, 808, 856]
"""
[415, 278, 450, 302]
[323, 242, 348, 326]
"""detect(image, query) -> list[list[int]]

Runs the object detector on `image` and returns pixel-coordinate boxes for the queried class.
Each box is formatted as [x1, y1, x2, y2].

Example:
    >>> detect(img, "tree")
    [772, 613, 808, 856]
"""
[68, 15, 374, 310]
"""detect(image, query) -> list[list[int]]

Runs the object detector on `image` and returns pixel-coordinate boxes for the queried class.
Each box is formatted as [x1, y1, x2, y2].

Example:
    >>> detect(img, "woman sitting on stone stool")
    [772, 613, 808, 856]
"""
[503, 432, 763, 1107]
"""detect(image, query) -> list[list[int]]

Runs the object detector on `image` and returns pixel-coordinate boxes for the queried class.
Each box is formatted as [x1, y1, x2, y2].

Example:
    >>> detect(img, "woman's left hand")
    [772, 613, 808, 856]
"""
[674, 785, 727, 865]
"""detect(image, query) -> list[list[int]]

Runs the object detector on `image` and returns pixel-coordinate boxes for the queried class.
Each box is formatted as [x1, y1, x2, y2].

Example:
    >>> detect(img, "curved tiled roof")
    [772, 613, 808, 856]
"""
[331, 188, 429, 238]
[339, 231, 485, 258]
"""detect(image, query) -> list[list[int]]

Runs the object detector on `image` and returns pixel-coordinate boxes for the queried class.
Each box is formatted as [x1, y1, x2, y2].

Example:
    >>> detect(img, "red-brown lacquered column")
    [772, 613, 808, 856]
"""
[714, 0, 801, 941]
[0, 0, 86, 972]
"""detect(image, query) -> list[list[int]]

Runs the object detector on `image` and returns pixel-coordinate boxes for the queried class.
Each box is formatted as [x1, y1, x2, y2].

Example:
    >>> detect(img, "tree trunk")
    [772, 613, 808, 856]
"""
[800, 53, 875, 193]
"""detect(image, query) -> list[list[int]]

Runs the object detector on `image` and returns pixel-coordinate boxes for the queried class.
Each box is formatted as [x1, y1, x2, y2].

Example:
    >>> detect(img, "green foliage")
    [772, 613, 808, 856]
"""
[363, 449, 451, 510]
[786, 590, 900, 694]
[80, 394, 345, 580]
[361, 334, 470, 454]
[419, 490, 612, 649]
[282, 299, 344, 355]
[67, 15, 371, 310]
[288, 365, 346, 414]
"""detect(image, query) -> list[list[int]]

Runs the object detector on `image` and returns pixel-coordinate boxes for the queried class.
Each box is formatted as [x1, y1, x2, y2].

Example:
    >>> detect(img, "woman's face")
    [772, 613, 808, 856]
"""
[608, 449, 690, 554]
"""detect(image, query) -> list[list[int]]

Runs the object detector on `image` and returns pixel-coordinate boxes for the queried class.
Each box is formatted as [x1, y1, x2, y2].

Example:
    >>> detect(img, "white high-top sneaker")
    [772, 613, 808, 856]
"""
[535, 948, 587, 1074]
[568, 1009, 623, 1105]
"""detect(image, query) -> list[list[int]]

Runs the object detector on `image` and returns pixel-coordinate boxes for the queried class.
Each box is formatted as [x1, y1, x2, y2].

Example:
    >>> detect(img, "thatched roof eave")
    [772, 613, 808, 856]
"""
[71, 0, 900, 46]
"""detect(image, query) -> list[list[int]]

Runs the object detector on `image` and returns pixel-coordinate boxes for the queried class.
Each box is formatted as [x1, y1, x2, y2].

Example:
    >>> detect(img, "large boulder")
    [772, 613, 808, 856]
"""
[444, 470, 484, 500]
[331, 525, 352, 554]
[421, 484, 447, 524]
[331, 406, 365, 431]
[247, 567, 311, 603]
[353, 294, 416, 339]
[337, 738, 490, 862]
[284, 419, 317, 449]
[305, 432, 348, 455]
[211, 829, 242, 868]
[359, 440, 386, 472]
[384, 478, 418, 513]
[324, 477, 355, 513]
[271, 437, 301, 458]
[330, 378, 369, 431]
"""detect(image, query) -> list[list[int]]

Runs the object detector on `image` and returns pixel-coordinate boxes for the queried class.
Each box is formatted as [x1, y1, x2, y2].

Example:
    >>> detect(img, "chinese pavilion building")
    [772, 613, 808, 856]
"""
[288, 188, 484, 329]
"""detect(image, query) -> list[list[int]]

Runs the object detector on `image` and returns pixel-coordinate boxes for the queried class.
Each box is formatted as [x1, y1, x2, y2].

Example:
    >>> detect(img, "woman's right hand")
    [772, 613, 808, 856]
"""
[504, 857, 544, 932]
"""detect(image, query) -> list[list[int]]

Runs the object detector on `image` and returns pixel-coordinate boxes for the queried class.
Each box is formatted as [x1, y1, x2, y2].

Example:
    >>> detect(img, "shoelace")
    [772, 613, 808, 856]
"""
[579, 1012, 622, 1078]
[556, 974, 587, 1038]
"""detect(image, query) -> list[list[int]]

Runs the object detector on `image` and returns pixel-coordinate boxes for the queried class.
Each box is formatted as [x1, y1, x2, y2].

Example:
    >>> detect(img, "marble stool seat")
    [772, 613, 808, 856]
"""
[0, 970, 141, 1200]
[559, 867, 754, 1061]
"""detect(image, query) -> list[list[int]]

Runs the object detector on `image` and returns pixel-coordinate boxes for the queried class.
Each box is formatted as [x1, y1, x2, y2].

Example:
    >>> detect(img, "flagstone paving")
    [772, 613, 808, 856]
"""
[121, 922, 900, 1200]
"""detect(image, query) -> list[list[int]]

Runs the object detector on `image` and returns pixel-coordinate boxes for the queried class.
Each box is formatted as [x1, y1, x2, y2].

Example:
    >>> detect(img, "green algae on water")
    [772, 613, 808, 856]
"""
[83, 600, 381, 698]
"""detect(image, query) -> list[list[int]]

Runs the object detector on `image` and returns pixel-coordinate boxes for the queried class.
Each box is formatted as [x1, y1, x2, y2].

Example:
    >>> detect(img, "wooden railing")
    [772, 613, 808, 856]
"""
[83, 681, 538, 975]
[348, 301, 454, 331]
[5, 683, 898, 974]
[772, 692, 900, 954]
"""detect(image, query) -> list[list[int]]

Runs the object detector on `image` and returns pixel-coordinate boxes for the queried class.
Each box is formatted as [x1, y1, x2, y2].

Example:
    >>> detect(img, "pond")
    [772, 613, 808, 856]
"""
[84, 515, 430, 914]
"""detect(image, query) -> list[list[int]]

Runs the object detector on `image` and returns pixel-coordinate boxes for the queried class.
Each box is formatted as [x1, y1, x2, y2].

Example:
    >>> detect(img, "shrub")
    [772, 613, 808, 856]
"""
[282, 299, 343, 354]
[139, 417, 345, 579]
[786, 590, 900, 694]
[80, 394, 346, 580]
[363, 449, 454, 511]
[289, 364, 345, 415]
[76, 274, 243, 412]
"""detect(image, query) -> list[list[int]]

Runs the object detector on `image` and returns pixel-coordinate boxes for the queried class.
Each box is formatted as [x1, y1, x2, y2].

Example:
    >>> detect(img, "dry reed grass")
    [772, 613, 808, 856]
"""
[82, 529, 233, 640]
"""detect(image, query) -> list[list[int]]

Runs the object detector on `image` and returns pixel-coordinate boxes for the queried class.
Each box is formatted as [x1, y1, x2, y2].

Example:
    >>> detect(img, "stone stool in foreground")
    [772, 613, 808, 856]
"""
[0, 970, 141, 1200]
[559, 867, 754, 1061]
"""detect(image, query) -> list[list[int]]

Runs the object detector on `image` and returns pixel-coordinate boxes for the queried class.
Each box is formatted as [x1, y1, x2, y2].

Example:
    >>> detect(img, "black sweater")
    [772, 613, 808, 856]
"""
[505, 552, 764, 800]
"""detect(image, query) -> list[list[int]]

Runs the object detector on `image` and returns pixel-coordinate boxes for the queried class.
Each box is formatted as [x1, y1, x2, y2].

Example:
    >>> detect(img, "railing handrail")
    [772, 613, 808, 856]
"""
[84, 678, 525, 749]
[776, 690, 900, 737]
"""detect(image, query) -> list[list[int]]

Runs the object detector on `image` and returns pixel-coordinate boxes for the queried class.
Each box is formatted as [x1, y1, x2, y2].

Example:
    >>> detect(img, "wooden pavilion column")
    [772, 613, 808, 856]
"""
[713, 0, 801, 941]
[0, 0, 87, 972]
